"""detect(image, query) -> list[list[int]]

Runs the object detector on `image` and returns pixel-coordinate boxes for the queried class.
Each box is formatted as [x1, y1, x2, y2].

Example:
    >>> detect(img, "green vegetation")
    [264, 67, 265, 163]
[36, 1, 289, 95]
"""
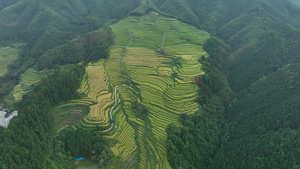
[54, 104, 89, 132]
[210, 64, 300, 168]
[103, 14, 208, 168]
[0, 0, 140, 56]
[0, 64, 85, 168]
[4, 68, 50, 105]
[152, 0, 300, 91]
[157, 0, 300, 168]
[1, 0, 300, 168]
[166, 37, 231, 169]
[37, 27, 114, 70]
[0, 0, 139, 102]
[59, 13, 209, 168]
[0, 47, 18, 77]
[62, 129, 112, 166]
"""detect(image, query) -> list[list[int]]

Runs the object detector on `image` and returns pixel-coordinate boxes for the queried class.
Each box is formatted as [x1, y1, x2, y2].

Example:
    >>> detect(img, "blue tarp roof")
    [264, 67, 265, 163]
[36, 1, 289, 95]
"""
[75, 157, 85, 161]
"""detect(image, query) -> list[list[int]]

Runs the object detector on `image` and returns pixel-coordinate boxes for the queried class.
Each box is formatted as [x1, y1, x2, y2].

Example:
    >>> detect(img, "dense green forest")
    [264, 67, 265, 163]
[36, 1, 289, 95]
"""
[0, 0, 138, 99]
[0, 64, 85, 168]
[37, 27, 114, 70]
[49, 129, 112, 169]
[166, 37, 231, 169]
[1, 0, 300, 168]
[160, 0, 300, 168]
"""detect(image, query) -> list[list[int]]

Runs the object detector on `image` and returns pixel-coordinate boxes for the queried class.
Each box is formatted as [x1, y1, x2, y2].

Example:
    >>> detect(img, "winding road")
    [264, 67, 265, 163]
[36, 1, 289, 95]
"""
[99, 27, 133, 133]
[99, 31, 165, 133]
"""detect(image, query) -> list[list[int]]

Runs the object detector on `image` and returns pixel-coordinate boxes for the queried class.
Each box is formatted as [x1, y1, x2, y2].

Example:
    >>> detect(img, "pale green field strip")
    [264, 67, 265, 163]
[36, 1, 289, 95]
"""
[0, 47, 18, 77]
[139, 90, 183, 115]
[132, 76, 174, 93]
[125, 47, 170, 67]
[132, 72, 174, 87]
[106, 113, 136, 160]
[77, 74, 90, 93]
[63, 60, 116, 127]
[135, 80, 168, 95]
[9, 68, 50, 103]
[64, 97, 95, 106]
[136, 127, 158, 169]
[104, 48, 128, 85]
[117, 85, 137, 101]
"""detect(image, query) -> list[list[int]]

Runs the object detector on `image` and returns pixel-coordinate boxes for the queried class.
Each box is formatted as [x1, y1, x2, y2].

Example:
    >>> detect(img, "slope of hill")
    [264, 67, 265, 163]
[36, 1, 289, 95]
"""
[0, 0, 139, 102]
[150, 0, 300, 91]
[0, 0, 140, 55]
[55, 13, 210, 168]
[210, 64, 300, 168]
[145, 0, 300, 168]
[1, 0, 300, 168]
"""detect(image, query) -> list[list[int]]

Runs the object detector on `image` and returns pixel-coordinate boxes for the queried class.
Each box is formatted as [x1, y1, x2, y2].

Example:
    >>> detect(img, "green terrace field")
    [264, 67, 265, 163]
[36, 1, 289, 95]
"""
[59, 12, 209, 168]
[4, 68, 51, 104]
[0, 46, 18, 77]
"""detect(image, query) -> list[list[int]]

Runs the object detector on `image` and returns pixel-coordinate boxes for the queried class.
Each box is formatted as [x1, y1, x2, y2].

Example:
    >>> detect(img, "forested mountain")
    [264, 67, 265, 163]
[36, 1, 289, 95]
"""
[0, 0, 137, 100]
[1, 0, 300, 168]
[0, 0, 139, 55]
[157, 0, 300, 168]
[152, 0, 300, 91]
[0, 65, 85, 168]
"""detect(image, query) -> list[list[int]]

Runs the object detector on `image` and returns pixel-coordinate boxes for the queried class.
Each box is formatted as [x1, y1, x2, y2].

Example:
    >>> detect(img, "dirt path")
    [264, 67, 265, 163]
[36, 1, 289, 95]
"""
[99, 30, 166, 133]
[158, 34, 166, 51]
[126, 27, 133, 48]
[99, 27, 133, 133]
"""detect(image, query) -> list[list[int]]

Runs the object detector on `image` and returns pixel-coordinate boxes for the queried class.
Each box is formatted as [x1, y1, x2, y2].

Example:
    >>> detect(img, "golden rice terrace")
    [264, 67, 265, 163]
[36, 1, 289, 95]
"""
[59, 13, 209, 168]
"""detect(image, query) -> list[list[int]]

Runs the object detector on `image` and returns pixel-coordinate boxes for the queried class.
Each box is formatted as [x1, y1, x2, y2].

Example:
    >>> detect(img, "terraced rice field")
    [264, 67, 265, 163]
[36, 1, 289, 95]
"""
[61, 13, 209, 168]
[5, 68, 50, 103]
[62, 60, 115, 128]
[0, 46, 18, 77]
[106, 14, 209, 168]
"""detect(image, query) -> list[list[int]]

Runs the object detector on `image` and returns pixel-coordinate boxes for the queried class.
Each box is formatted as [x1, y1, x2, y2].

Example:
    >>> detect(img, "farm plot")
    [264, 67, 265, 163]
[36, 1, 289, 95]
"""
[68, 60, 115, 128]
[4, 68, 50, 104]
[105, 13, 209, 169]
[58, 13, 210, 168]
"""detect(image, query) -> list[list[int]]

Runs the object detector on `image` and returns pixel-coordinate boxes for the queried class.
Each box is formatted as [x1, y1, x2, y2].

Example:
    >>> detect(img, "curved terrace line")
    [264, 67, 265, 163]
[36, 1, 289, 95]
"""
[100, 30, 166, 133]
[99, 27, 133, 132]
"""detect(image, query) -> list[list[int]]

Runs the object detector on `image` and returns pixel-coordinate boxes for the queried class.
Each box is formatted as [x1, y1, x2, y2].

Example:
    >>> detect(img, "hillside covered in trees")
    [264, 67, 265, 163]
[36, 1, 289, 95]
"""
[1, 0, 300, 168]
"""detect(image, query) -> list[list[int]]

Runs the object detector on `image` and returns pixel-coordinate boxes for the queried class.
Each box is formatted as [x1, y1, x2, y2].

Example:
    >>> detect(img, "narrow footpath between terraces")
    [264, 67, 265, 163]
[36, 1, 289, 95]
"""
[99, 29, 166, 133]
[99, 27, 133, 132]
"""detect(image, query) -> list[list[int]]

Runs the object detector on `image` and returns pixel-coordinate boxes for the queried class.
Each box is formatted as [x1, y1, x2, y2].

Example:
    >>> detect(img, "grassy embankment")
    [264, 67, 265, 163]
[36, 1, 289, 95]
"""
[59, 13, 209, 168]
